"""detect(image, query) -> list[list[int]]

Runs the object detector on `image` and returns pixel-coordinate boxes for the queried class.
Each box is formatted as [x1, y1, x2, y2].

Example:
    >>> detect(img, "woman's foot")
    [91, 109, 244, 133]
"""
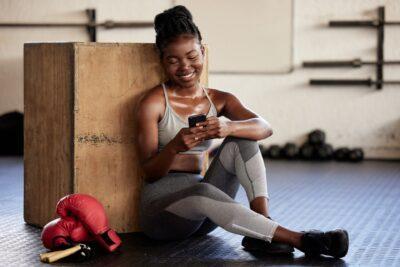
[242, 236, 294, 254]
[241, 216, 294, 254]
[298, 229, 349, 258]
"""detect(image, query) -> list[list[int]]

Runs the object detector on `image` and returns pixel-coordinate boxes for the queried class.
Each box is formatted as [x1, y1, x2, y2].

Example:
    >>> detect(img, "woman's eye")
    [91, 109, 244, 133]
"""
[168, 60, 178, 64]
[189, 56, 198, 60]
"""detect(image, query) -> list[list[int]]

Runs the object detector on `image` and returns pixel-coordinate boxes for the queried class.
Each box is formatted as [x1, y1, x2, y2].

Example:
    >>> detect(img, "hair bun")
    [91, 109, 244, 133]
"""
[154, 5, 193, 33]
[170, 5, 193, 21]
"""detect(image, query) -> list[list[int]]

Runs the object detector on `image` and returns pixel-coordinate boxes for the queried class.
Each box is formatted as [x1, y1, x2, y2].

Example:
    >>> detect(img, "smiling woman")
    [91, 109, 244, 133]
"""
[155, 7, 205, 89]
[135, 5, 349, 259]
[162, 36, 204, 89]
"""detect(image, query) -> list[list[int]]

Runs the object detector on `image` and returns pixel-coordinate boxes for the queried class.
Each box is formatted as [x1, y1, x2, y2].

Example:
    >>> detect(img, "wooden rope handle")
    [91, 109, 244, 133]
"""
[40, 250, 61, 261]
[40, 244, 81, 263]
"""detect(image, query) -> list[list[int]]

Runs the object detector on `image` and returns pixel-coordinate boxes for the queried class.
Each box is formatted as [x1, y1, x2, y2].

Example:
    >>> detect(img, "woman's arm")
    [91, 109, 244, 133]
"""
[204, 91, 273, 141]
[135, 92, 178, 183]
[227, 118, 273, 140]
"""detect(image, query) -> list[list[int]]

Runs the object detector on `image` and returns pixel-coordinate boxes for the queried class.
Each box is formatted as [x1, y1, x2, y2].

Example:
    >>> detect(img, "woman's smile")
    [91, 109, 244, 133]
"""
[177, 71, 196, 81]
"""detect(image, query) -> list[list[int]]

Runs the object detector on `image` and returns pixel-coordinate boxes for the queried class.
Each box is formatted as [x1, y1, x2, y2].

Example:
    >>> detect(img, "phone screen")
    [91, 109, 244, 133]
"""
[188, 114, 207, 128]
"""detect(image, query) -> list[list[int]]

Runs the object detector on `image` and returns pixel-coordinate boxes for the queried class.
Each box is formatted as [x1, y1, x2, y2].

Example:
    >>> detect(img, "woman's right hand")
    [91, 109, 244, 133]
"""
[170, 125, 208, 153]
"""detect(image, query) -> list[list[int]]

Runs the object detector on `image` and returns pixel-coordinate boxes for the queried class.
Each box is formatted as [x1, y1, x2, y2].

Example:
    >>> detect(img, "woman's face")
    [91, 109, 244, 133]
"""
[161, 34, 205, 88]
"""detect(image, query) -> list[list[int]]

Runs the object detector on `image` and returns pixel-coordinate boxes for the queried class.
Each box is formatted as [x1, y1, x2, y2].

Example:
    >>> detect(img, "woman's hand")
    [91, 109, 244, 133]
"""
[197, 116, 233, 139]
[170, 126, 208, 153]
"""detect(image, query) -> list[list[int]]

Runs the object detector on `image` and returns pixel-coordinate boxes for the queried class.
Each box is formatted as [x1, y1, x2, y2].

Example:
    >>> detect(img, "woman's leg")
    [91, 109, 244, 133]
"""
[140, 172, 348, 258]
[140, 179, 278, 241]
[155, 181, 347, 254]
[139, 138, 348, 257]
[195, 136, 271, 234]
[163, 183, 279, 242]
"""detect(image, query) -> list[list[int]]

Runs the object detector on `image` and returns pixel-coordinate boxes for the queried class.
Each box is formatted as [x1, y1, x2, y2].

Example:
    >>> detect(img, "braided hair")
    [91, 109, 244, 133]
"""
[154, 5, 203, 57]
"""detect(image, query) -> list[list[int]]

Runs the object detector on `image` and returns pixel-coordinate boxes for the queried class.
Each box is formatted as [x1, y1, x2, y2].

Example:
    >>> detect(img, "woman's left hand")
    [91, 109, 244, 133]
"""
[196, 116, 233, 139]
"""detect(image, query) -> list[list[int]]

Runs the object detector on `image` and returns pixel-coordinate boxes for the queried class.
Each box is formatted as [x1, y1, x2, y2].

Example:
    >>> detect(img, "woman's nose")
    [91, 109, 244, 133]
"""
[178, 59, 191, 69]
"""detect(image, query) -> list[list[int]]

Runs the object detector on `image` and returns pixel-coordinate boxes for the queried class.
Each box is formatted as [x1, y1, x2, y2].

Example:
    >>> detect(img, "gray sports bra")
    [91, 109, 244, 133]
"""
[158, 83, 218, 155]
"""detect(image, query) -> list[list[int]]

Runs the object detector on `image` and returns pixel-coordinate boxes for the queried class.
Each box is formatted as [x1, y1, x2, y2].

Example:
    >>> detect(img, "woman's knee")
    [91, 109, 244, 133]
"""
[220, 136, 260, 162]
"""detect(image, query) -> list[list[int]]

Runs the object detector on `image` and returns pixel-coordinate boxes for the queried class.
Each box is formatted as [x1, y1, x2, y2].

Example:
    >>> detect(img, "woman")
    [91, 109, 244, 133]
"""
[136, 5, 349, 258]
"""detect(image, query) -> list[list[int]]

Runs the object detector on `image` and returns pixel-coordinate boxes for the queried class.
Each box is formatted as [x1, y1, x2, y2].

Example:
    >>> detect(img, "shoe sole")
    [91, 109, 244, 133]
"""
[243, 246, 294, 254]
[244, 248, 295, 255]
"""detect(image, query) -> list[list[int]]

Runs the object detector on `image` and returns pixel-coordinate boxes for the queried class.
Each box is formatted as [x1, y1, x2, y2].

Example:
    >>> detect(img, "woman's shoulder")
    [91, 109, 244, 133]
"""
[205, 87, 236, 115]
[137, 84, 166, 120]
[139, 84, 165, 106]
[205, 87, 237, 103]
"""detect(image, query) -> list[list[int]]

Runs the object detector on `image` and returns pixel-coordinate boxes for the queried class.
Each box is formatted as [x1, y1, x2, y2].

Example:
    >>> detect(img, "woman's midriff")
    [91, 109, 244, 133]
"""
[169, 151, 206, 173]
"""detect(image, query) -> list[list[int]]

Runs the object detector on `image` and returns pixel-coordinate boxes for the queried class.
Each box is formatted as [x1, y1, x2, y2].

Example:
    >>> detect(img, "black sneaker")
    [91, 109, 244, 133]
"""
[241, 236, 294, 254]
[299, 229, 349, 258]
[241, 216, 294, 255]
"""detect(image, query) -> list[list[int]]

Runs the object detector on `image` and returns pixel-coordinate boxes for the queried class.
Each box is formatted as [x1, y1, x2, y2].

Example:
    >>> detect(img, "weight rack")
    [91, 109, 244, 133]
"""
[303, 6, 400, 89]
[0, 8, 154, 42]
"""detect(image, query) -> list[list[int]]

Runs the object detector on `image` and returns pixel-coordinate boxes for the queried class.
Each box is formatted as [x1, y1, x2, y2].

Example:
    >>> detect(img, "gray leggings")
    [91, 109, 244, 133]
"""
[139, 136, 279, 241]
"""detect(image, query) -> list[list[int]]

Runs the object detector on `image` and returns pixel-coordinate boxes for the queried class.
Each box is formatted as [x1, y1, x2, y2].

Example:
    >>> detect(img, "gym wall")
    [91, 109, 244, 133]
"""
[0, 0, 399, 159]
[174, 0, 293, 73]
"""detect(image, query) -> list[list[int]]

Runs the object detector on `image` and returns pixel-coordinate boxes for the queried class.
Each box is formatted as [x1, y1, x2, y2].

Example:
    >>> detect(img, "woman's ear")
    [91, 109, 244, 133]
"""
[200, 44, 205, 56]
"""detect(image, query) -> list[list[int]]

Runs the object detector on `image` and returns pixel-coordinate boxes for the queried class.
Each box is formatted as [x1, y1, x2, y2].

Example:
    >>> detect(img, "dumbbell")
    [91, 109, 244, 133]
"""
[281, 143, 298, 160]
[308, 129, 326, 145]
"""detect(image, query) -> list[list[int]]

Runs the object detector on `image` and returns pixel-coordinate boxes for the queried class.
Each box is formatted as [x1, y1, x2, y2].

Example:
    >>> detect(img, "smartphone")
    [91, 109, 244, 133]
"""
[188, 114, 207, 128]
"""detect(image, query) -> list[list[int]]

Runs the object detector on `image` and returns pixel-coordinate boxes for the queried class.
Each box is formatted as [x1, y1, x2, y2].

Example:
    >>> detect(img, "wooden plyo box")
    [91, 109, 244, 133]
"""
[24, 43, 208, 232]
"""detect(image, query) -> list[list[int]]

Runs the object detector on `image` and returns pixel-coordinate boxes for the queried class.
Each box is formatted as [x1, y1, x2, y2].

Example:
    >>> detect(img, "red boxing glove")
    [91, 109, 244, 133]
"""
[56, 194, 121, 252]
[41, 217, 93, 250]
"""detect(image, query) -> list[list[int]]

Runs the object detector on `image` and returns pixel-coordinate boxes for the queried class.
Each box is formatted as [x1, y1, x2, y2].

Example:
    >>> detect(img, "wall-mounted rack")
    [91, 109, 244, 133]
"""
[310, 79, 400, 87]
[303, 59, 400, 68]
[303, 6, 400, 90]
[0, 9, 154, 42]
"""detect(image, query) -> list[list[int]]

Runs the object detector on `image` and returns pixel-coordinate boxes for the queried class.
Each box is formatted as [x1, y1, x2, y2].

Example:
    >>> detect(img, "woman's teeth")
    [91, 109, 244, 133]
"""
[179, 72, 194, 78]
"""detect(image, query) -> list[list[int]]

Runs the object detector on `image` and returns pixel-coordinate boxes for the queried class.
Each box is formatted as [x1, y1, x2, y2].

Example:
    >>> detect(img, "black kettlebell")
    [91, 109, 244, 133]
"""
[349, 148, 364, 162]
[282, 143, 298, 160]
[333, 147, 350, 161]
[315, 144, 334, 160]
[299, 143, 314, 160]
[267, 145, 282, 159]
[308, 129, 326, 145]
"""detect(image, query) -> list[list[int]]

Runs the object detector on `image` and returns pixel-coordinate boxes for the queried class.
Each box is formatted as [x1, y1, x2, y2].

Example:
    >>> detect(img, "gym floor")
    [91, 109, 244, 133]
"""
[1, 157, 399, 266]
